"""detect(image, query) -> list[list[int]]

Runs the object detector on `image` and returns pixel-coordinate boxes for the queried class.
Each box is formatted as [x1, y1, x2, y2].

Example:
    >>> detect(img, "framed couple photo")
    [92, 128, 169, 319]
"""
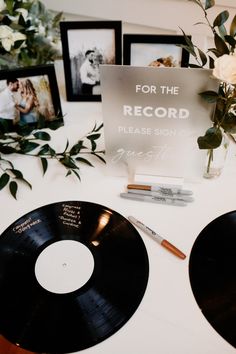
[60, 21, 122, 101]
[123, 34, 190, 68]
[0, 64, 63, 132]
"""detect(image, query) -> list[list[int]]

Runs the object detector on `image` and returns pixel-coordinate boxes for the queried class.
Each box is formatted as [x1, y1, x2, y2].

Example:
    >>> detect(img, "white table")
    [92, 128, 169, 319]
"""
[0, 61, 236, 354]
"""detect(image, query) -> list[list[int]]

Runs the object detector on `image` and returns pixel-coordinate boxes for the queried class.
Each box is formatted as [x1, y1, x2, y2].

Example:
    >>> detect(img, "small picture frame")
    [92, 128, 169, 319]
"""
[123, 34, 190, 68]
[60, 21, 122, 102]
[0, 64, 63, 132]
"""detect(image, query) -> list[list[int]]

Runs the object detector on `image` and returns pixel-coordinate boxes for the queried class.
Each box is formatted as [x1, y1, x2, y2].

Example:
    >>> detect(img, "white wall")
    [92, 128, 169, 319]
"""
[43, 0, 236, 61]
[43, 0, 236, 33]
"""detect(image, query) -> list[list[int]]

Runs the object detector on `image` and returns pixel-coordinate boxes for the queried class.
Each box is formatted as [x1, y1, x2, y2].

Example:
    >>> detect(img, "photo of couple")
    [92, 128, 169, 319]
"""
[0, 75, 56, 127]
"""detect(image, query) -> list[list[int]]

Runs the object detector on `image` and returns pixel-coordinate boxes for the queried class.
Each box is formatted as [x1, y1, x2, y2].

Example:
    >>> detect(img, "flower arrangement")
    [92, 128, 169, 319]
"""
[0, 1, 106, 199]
[0, 0, 63, 68]
[180, 0, 236, 174]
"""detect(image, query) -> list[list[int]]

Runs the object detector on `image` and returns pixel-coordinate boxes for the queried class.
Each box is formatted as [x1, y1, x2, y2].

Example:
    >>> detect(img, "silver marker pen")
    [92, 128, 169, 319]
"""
[120, 192, 187, 206]
[127, 189, 194, 203]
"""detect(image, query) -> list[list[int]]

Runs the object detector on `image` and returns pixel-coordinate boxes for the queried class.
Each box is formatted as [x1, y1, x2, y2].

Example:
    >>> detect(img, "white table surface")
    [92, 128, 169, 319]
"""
[1, 61, 236, 354]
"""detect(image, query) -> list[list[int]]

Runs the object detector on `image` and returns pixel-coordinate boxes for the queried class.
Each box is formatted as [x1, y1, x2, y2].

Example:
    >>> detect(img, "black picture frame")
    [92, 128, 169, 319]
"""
[60, 21, 122, 102]
[123, 34, 190, 68]
[0, 64, 63, 132]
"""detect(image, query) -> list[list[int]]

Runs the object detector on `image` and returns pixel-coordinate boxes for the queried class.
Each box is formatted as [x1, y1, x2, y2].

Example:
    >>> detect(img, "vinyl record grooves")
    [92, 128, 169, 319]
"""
[0, 201, 149, 354]
[189, 210, 236, 348]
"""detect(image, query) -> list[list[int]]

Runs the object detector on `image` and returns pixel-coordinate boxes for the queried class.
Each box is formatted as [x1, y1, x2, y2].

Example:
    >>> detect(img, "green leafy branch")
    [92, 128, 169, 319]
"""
[178, 0, 236, 150]
[0, 122, 105, 199]
[179, 0, 236, 69]
[197, 82, 236, 149]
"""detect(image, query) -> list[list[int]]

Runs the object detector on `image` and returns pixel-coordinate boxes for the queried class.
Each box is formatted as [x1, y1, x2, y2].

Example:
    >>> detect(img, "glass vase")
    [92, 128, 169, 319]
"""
[203, 133, 230, 179]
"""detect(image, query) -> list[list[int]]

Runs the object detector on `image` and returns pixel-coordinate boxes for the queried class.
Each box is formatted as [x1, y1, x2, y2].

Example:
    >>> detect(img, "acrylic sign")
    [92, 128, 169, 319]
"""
[100, 65, 219, 179]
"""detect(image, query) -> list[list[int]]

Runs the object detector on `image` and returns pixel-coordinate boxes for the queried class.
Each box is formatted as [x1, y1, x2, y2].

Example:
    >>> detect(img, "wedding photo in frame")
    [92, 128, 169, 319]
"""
[123, 34, 190, 68]
[60, 21, 122, 101]
[0, 64, 63, 132]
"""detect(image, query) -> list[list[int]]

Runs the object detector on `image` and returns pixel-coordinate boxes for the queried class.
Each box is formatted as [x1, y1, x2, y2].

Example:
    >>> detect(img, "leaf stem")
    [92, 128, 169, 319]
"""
[206, 148, 214, 173]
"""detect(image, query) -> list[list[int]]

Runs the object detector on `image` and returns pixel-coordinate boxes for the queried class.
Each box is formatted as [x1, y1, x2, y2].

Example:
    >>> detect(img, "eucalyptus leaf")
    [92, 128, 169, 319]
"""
[47, 120, 64, 130]
[93, 123, 103, 132]
[230, 15, 236, 37]
[197, 127, 222, 149]
[180, 44, 197, 58]
[19, 141, 40, 153]
[75, 157, 94, 167]
[19, 178, 32, 190]
[198, 48, 208, 67]
[9, 181, 18, 199]
[0, 173, 10, 190]
[33, 131, 51, 141]
[91, 140, 97, 152]
[205, 0, 215, 10]
[0, 120, 13, 135]
[41, 157, 48, 175]
[69, 141, 86, 155]
[221, 113, 236, 134]
[189, 63, 203, 68]
[10, 169, 23, 179]
[91, 152, 106, 164]
[207, 47, 221, 57]
[178, 28, 196, 57]
[14, 40, 25, 50]
[0, 146, 16, 154]
[53, 11, 63, 26]
[209, 56, 215, 69]
[214, 33, 230, 55]
[87, 134, 101, 141]
[59, 156, 78, 169]
[218, 24, 227, 40]
[213, 10, 229, 27]
[48, 146, 56, 157]
[18, 13, 26, 27]
[38, 144, 50, 155]
[224, 35, 236, 49]
[63, 139, 69, 153]
[72, 169, 81, 180]
[199, 90, 219, 103]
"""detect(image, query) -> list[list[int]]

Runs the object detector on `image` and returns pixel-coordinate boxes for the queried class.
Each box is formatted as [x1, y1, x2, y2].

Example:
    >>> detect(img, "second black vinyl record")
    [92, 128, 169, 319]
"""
[0, 201, 149, 353]
[189, 210, 236, 348]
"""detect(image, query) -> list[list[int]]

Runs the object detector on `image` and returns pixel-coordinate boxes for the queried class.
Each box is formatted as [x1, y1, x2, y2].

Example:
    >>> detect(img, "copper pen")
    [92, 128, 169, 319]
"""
[128, 216, 186, 260]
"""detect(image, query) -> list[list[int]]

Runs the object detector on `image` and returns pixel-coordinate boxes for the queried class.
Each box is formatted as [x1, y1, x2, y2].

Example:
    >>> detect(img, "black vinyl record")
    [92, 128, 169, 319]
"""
[189, 210, 236, 348]
[0, 201, 149, 354]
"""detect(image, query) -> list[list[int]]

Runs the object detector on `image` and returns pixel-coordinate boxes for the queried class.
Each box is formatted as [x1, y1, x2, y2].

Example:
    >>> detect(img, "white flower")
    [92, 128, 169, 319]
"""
[213, 53, 236, 85]
[0, 0, 6, 11]
[0, 25, 26, 52]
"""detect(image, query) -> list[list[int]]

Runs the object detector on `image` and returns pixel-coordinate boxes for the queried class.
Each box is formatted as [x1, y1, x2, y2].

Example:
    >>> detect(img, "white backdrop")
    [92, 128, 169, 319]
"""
[43, 0, 236, 63]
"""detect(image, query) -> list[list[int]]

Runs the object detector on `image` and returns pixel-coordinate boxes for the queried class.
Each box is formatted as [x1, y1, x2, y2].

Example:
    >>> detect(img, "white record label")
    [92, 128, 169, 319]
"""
[35, 240, 94, 294]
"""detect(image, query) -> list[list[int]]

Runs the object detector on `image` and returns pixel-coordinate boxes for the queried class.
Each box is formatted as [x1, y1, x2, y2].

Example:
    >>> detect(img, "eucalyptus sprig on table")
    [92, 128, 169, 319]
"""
[0, 121, 105, 199]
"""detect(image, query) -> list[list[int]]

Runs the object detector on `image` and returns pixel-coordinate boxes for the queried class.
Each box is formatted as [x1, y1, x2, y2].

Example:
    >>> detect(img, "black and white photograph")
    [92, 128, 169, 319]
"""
[123, 34, 190, 68]
[60, 21, 122, 101]
[0, 64, 63, 131]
